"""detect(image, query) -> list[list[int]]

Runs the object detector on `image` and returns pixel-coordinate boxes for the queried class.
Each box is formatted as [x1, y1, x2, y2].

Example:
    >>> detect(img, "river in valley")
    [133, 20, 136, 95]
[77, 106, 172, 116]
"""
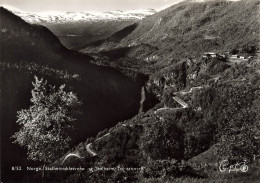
[0, 62, 155, 182]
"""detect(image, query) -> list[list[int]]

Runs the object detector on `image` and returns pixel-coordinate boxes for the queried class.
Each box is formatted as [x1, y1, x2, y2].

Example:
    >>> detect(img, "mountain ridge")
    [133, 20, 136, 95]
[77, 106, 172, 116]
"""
[0, 5, 156, 50]
[1, 5, 156, 24]
[81, 0, 260, 66]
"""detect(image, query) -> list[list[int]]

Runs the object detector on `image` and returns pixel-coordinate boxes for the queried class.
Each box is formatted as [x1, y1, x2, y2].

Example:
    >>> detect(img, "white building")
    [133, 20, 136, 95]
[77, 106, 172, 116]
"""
[203, 52, 219, 58]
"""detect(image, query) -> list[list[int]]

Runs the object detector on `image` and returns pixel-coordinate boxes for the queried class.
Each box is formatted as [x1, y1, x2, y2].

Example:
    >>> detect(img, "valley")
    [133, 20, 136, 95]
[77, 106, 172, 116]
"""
[1, 0, 260, 182]
[0, 7, 157, 182]
[5, 6, 156, 50]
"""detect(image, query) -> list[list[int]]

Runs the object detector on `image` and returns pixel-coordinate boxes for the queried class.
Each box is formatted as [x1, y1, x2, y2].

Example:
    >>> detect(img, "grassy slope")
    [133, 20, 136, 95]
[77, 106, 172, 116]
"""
[46, 20, 136, 50]
[59, 1, 260, 182]
[120, 0, 260, 59]
[81, 0, 260, 76]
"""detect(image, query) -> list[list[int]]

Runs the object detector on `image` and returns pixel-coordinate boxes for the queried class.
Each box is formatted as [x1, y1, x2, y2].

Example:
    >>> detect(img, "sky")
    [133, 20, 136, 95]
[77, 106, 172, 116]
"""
[0, 0, 185, 12]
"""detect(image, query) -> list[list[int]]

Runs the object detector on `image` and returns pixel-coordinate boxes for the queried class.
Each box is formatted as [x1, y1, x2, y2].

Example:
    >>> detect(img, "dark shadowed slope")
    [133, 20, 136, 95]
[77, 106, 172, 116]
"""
[0, 7, 152, 182]
[0, 7, 91, 68]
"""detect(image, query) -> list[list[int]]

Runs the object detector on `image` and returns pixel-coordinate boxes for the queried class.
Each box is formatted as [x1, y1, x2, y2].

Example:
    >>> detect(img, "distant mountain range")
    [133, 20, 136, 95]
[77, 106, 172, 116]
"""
[1, 1, 260, 182]
[0, 5, 156, 50]
[1, 5, 156, 24]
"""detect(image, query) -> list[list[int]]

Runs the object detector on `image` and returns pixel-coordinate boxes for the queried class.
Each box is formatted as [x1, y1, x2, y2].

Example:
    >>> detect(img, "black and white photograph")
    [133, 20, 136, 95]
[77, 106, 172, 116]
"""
[0, 0, 259, 182]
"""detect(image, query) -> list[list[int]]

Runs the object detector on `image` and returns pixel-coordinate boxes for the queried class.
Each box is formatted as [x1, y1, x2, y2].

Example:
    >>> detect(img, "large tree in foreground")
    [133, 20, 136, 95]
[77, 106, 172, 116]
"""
[12, 76, 81, 164]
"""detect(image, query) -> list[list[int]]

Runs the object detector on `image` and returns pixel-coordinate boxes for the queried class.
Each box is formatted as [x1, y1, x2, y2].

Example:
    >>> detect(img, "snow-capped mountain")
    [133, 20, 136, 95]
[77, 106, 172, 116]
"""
[1, 5, 156, 24]
[1, 5, 156, 50]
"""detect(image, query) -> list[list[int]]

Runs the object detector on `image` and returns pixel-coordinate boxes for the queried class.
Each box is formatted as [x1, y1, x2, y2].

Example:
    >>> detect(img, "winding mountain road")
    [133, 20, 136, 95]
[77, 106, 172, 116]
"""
[85, 133, 110, 156]
[86, 143, 97, 156]
[179, 86, 203, 95]
[61, 151, 83, 165]
[154, 86, 203, 115]
[172, 96, 189, 108]
[64, 86, 202, 161]
[85, 125, 134, 157]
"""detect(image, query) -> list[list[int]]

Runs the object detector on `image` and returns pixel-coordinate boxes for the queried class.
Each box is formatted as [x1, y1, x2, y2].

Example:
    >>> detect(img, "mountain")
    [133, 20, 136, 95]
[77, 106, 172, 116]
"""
[2, 5, 156, 50]
[81, 0, 260, 71]
[1, 1, 260, 182]
[5, 7, 156, 24]
[59, 1, 260, 182]
[0, 7, 156, 182]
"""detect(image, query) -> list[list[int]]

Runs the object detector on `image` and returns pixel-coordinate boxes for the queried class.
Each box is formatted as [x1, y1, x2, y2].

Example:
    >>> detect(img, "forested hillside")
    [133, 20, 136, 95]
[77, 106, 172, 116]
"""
[0, 7, 156, 182]
[1, 0, 260, 182]
[81, 0, 259, 73]
[55, 1, 260, 182]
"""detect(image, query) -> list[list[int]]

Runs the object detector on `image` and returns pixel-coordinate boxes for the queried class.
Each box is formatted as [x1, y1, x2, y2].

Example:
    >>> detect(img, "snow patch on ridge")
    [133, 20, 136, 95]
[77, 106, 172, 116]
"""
[1, 5, 156, 24]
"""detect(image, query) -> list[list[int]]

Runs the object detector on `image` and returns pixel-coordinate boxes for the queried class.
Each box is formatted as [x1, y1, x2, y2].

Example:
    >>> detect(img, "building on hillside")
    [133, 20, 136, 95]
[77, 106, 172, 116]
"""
[152, 55, 159, 60]
[230, 55, 238, 59]
[128, 41, 138, 47]
[248, 56, 254, 60]
[145, 55, 159, 62]
[229, 55, 250, 62]
[202, 52, 219, 58]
